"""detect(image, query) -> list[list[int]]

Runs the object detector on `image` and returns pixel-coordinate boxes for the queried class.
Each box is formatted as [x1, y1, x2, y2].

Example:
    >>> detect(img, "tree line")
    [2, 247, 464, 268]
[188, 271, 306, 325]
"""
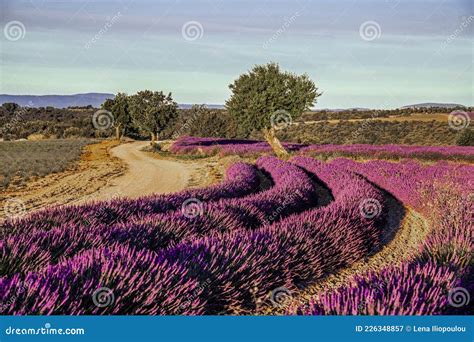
[102, 63, 320, 155]
[2, 62, 472, 147]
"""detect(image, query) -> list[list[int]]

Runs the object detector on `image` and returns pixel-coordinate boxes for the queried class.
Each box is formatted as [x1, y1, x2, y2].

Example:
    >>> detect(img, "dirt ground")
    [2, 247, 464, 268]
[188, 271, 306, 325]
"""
[0, 140, 224, 220]
[0, 140, 124, 219]
[88, 141, 223, 202]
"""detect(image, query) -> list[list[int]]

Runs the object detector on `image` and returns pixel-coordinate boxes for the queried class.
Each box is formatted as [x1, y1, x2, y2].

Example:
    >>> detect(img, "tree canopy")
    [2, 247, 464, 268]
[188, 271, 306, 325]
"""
[101, 93, 131, 139]
[128, 90, 178, 142]
[225, 62, 321, 138]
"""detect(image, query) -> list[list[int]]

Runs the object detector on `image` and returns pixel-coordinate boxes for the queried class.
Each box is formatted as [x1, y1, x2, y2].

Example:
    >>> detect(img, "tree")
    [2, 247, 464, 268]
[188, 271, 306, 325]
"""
[2, 103, 19, 114]
[457, 129, 474, 146]
[184, 105, 237, 138]
[225, 62, 321, 157]
[102, 93, 131, 140]
[128, 90, 178, 143]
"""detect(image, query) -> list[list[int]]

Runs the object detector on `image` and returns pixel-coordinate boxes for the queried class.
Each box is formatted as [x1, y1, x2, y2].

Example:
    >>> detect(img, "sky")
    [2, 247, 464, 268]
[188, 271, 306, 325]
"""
[0, 0, 472, 109]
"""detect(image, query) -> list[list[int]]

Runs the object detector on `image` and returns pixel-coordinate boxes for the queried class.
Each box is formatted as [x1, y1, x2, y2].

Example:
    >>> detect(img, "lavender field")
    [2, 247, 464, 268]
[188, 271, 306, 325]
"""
[1, 137, 472, 315]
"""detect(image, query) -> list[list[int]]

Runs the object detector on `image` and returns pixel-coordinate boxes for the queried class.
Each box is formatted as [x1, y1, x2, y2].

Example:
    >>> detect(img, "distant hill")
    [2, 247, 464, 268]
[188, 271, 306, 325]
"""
[0, 94, 227, 110]
[0, 94, 466, 111]
[401, 103, 464, 109]
[0, 93, 115, 108]
[315, 108, 370, 112]
[179, 104, 225, 109]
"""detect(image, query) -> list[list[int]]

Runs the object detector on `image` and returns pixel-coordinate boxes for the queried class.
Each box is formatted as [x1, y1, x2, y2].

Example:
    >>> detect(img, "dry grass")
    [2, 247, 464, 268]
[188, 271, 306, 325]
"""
[0, 139, 124, 219]
[0, 139, 93, 188]
[302, 113, 448, 125]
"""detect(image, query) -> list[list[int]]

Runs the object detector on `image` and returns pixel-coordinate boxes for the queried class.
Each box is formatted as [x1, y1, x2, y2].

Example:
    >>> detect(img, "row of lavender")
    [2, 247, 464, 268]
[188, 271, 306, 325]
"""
[289, 158, 473, 315]
[0, 157, 387, 314]
[1, 162, 261, 236]
[1, 157, 317, 278]
[170, 136, 474, 161]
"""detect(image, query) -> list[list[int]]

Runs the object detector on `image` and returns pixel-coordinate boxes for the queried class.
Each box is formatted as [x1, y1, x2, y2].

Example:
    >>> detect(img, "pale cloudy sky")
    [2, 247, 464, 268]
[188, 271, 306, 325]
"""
[0, 0, 472, 108]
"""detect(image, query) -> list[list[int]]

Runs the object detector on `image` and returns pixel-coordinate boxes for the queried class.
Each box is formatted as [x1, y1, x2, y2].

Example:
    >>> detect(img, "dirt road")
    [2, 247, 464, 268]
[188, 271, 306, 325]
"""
[1, 140, 219, 220]
[92, 141, 198, 200]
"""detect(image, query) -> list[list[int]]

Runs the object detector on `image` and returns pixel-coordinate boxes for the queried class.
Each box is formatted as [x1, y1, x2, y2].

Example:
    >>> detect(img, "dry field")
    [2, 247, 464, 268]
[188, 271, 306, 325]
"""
[0, 139, 92, 189]
[302, 113, 449, 125]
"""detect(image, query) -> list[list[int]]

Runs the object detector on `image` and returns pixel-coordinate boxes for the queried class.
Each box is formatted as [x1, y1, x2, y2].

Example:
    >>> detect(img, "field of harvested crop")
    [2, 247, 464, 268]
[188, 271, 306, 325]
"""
[1, 137, 472, 315]
[0, 139, 93, 189]
[302, 113, 451, 124]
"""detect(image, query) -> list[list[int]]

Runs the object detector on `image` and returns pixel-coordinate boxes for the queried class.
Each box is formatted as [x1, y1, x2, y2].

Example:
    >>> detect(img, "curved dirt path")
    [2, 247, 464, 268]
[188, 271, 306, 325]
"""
[1, 140, 219, 220]
[90, 141, 199, 201]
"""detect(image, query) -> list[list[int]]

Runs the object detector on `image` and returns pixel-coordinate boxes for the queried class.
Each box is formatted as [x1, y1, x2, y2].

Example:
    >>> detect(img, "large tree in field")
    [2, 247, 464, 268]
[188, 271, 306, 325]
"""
[129, 90, 178, 143]
[102, 92, 131, 140]
[226, 63, 320, 156]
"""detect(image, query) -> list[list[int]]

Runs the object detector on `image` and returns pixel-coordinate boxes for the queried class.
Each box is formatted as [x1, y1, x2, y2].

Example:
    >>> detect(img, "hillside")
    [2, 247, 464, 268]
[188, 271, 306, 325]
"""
[0, 93, 115, 108]
[401, 102, 464, 109]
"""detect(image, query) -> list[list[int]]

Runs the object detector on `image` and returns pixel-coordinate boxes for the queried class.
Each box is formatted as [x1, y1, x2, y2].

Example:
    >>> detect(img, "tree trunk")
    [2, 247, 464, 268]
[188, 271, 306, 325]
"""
[115, 125, 121, 141]
[151, 132, 157, 145]
[262, 127, 289, 158]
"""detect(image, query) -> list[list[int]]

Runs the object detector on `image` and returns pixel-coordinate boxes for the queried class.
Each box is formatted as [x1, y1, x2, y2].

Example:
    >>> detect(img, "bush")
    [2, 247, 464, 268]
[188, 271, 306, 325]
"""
[456, 129, 474, 146]
[277, 120, 459, 145]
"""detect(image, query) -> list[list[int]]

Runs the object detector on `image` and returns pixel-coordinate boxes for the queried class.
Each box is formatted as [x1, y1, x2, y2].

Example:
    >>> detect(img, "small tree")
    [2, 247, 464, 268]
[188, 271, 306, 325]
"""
[129, 90, 178, 144]
[2, 103, 19, 115]
[183, 105, 238, 138]
[102, 93, 131, 141]
[226, 62, 320, 156]
[457, 129, 474, 146]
